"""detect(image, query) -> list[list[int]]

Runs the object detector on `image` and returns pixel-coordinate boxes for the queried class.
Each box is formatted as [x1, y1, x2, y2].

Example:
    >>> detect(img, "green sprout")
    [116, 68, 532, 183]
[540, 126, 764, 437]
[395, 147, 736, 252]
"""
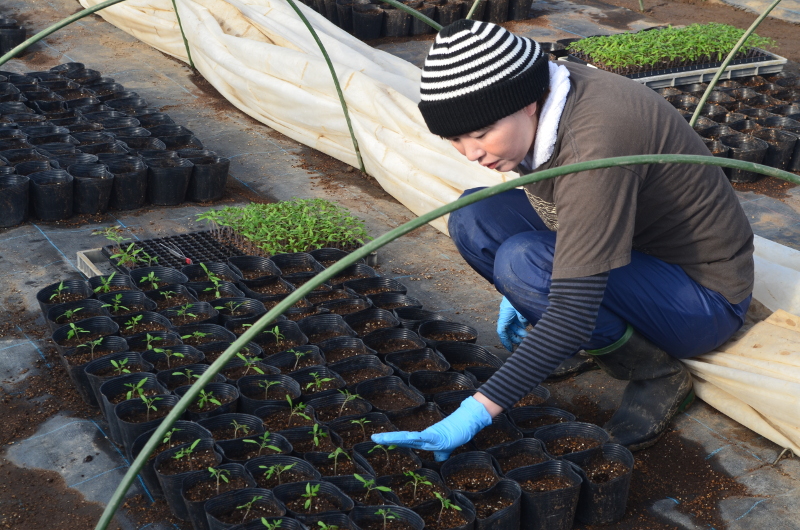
[196, 389, 221, 410]
[141, 395, 162, 422]
[236, 352, 265, 376]
[154, 348, 184, 369]
[243, 432, 282, 457]
[301, 482, 320, 510]
[404, 471, 432, 504]
[110, 358, 131, 376]
[309, 423, 328, 448]
[181, 330, 210, 342]
[350, 418, 371, 441]
[93, 225, 129, 248]
[337, 389, 360, 417]
[368, 443, 397, 467]
[172, 439, 201, 460]
[215, 300, 244, 314]
[434, 492, 462, 524]
[144, 333, 163, 351]
[354, 473, 392, 496]
[264, 326, 285, 345]
[375, 508, 397, 530]
[111, 243, 142, 270]
[305, 372, 334, 393]
[257, 379, 282, 400]
[66, 323, 89, 341]
[101, 293, 129, 314]
[260, 518, 282, 530]
[55, 306, 82, 323]
[124, 314, 143, 333]
[125, 378, 148, 400]
[173, 368, 200, 384]
[260, 463, 295, 485]
[208, 467, 231, 495]
[93, 272, 117, 294]
[289, 348, 305, 371]
[175, 303, 197, 319]
[327, 447, 351, 475]
[162, 427, 181, 445]
[236, 495, 264, 524]
[140, 271, 161, 289]
[77, 337, 104, 360]
[286, 395, 311, 428]
[49, 281, 68, 301]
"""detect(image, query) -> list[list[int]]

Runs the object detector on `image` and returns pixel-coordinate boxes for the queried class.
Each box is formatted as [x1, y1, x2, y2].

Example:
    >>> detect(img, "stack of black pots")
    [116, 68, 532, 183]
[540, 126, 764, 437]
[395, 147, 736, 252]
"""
[654, 72, 800, 183]
[37, 245, 634, 530]
[0, 18, 25, 56]
[318, 0, 533, 41]
[0, 62, 230, 228]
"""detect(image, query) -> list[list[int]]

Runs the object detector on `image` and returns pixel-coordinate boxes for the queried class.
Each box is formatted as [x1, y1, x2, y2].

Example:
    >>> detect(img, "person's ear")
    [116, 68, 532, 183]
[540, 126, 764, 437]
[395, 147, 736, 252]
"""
[522, 101, 538, 117]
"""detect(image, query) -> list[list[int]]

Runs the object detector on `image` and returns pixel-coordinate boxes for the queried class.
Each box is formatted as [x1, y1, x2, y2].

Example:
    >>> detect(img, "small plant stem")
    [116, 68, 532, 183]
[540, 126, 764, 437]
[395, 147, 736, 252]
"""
[466, 0, 482, 20]
[283, 0, 365, 173]
[171, 0, 195, 69]
[638, 0, 644, 11]
[376, 0, 441, 30]
[95, 154, 799, 530]
[690, 0, 782, 127]
[0, 0, 127, 66]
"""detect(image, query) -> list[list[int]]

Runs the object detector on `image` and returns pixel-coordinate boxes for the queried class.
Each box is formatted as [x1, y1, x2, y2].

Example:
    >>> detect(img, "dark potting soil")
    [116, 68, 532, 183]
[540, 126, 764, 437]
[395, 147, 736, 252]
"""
[151, 355, 196, 371]
[123, 322, 171, 335]
[283, 494, 340, 514]
[203, 345, 259, 364]
[169, 313, 211, 326]
[181, 334, 222, 346]
[357, 521, 417, 530]
[221, 365, 265, 381]
[545, 436, 601, 457]
[307, 330, 349, 343]
[243, 386, 291, 401]
[438, 401, 461, 415]
[331, 272, 373, 284]
[422, 382, 472, 395]
[109, 387, 160, 405]
[359, 287, 396, 295]
[261, 340, 302, 356]
[582, 454, 630, 484]
[336, 422, 393, 448]
[472, 426, 518, 450]
[195, 291, 227, 302]
[156, 448, 219, 475]
[208, 425, 256, 441]
[184, 476, 250, 502]
[264, 298, 310, 311]
[288, 278, 331, 292]
[240, 270, 273, 280]
[513, 392, 546, 408]
[312, 455, 360, 476]
[109, 304, 147, 317]
[338, 367, 387, 385]
[154, 294, 193, 310]
[495, 452, 548, 473]
[392, 409, 443, 432]
[307, 290, 351, 303]
[128, 337, 181, 353]
[350, 319, 395, 336]
[120, 405, 171, 423]
[424, 332, 476, 342]
[325, 305, 365, 316]
[314, 401, 367, 422]
[301, 378, 341, 395]
[372, 339, 422, 354]
[375, 301, 411, 310]
[252, 282, 293, 295]
[93, 363, 148, 377]
[324, 347, 365, 363]
[59, 332, 107, 349]
[365, 449, 419, 476]
[396, 478, 448, 507]
[261, 409, 315, 431]
[223, 443, 283, 461]
[187, 392, 235, 413]
[346, 488, 385, 505]
[282, 354, 320, 372]
[280, 265, 316, 275]
[54, 310, 106, 326]
[445, 468, 499, 492]
[66, 348, 120, 366]
[399, 358, 446, 373]
[449, 361, 493, 371]
[291, 435, 338, 453]
[49, 293, 86, 305]
[518, 475, 574, 493]
[365, 390, 419, 410]
[515, 415, 567, 430]
[418, 504, 471, 530]
[256, 468, 316, 489]
[213, 501, 283, 524]
[471, 493, 515, 520]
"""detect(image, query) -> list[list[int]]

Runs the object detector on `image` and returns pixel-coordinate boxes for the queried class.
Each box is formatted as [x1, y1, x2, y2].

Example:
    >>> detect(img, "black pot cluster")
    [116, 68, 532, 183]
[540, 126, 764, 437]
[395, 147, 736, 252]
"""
[312, 0, 533, 41]
[657, 72, 800, 183]
[36, 247, 633, 529]
[0, 63, 229, 227]
[0, 18, 26, 56]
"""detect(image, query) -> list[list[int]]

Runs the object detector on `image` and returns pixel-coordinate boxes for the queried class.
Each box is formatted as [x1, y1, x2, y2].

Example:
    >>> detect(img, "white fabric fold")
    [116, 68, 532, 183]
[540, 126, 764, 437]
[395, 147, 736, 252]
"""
[521, 61, 571, 171]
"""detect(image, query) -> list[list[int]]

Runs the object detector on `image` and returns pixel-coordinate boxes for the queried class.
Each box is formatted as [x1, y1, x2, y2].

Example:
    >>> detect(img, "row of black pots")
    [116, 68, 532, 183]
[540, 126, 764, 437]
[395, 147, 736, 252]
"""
[0, 19, 25, 56]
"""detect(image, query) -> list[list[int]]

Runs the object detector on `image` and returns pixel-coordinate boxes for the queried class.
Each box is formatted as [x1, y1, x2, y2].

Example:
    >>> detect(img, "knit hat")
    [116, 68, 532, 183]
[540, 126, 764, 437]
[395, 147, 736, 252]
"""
[418, 20, 550, 138]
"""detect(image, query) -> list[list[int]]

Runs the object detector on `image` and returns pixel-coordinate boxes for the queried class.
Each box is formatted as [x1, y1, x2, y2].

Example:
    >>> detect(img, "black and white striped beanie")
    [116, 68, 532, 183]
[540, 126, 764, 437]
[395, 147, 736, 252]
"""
[419, 20, 549, 138]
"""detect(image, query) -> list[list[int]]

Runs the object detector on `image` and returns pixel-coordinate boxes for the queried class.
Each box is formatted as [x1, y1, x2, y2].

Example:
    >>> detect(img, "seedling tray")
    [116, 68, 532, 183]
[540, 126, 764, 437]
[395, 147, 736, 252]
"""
[563, 48, 787, 89]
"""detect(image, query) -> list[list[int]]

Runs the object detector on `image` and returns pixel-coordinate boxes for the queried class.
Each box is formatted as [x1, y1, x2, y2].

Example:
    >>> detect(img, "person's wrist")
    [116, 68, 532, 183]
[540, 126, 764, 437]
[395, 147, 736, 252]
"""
[471, 392, 502, 419]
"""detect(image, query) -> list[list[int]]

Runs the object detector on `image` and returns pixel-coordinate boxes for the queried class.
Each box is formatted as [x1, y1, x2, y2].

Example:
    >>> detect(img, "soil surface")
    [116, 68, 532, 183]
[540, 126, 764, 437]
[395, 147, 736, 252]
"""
[416, 503, 471, 530]
[545, 435, 603, 456]
[390, 408, 444, 431]
[582, 454, 631, 483]
[494, 451, 549, 473]
[470, 492, 515, 520]
[515, 414, 569, 430]
[155, 448, 219, 475]
[444, 468, 500, 493]
[370, 338, 423, 354]
[512, 391, 547, 407]
[337, 367, 389, 385]
[211, 500, 283, 525]
[322, 347, 366, 362]
[364, 448, 419, 476]
[183, 475, 251, 502]
[261, 409, 316, 431]
[519, 475, 575, 493]
[472, 425, 520, 450]
[397, 358, 447, 373]
[255, 468, 317, 489]
[283, 494, 341, 514]
[364, 389, 421, 410]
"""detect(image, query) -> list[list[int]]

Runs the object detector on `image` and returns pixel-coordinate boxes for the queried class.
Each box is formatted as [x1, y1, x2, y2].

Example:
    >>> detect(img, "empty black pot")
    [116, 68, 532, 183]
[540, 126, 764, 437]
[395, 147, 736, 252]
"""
[70, 163, 114, 215]
[719, 135, 770, 182]
[29, 169, 73, 220]
[186, 155, 229, 202]
[353, 4, 384, 40]
[146, 156, 192, 206]
[0, 174, 28, 226]
[752, 128, 798, 170]
[505, 460, 582, 530]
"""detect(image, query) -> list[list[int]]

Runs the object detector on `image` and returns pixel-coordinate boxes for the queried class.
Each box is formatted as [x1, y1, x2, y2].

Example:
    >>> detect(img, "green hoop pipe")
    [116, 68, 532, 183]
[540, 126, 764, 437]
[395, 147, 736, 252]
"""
[96, 153, 798, 529]
[171, 0, 195, 69]
[689, 0, 782, 127]
[0, 0, 128, 67]
[285, 0, 366, 173]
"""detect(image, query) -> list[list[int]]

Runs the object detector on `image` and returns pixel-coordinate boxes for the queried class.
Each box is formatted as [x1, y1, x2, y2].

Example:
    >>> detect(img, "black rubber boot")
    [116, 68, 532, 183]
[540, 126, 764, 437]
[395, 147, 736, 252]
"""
[545, 351, 597, 381]
[587, 325, 694, 451]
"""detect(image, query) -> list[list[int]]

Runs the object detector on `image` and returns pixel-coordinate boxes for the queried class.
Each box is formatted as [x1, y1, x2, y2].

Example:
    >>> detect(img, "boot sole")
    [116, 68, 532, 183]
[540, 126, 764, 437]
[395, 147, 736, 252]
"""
[623, 389, 696, 452]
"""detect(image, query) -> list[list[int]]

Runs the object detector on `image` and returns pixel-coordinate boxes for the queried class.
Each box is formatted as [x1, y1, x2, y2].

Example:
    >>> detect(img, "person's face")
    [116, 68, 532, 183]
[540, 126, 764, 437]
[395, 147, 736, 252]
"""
[447, 102, 539, 172]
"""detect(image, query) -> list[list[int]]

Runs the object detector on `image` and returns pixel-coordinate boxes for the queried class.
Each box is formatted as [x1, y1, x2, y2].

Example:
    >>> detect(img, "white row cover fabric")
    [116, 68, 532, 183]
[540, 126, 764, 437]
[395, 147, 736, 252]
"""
[79, 0, 520, 233]
[80, 0, 800, 454]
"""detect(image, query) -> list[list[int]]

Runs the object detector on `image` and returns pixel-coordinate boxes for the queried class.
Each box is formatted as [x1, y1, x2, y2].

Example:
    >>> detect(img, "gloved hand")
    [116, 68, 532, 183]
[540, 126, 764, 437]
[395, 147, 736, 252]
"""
[497, 296, 529, 351]
[371, 396, 492, 462]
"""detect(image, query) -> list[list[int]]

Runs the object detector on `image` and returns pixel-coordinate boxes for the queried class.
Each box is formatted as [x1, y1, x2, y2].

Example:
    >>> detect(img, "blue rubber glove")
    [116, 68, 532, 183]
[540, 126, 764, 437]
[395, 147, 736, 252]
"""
[371, 396, 492, 462]
[497, 296, 529, 352]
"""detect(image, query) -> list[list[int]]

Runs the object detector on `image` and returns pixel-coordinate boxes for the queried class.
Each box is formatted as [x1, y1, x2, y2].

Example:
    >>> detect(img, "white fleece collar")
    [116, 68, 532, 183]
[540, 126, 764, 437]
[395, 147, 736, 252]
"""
[521, 61, 571, 171]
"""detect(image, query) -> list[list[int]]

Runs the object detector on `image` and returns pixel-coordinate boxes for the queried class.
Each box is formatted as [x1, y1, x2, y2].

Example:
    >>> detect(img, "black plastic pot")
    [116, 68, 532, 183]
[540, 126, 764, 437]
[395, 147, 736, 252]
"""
[435, 342, 503, 372]
[461, 479, 522, 530]
[0, 174, 28, 226]
[15, 160, 58, 177]
[29, 169, 73, 221]
[154, 438, 222, 520]
[52, 314, 119, 356]
[433, 389, 476, 416]
[316, 336, 377, 364]
[472, 414, 526, 452]
[435, 0, 460, 25]
[414, 491, 476, 530]
[227, 256, 281, 280]
[343, 307, 400, 337]
[322, 473, 400, 506]
[306, 392, 374, 424]
[355, 375, 425, 412]
[197, 412, 265, 443]
[176, 323, 237, 348]
[137, 112, 175, 127]
[297, 313, 358, 344]
[222, 516, 304, 530]
[353, 439, 423, 478]
[115, 393, 182, 455]
[391, 307, 446, 331]
[376, 467, 450, 507]
[126, 330, 183, 353]
[719, 134, 770, 182]
[561, 443, 634, 525]
[204, 488, 286, 530]
[485, 0, 509, 22]
[291, 366, 347, 398]
[440, 451, 502, 493]
[146, 156, 192, 205]
[328, 354, 393, 387]
[183, 262, 242, 283]
[47, 298, 110, 333]
[131, 266, 189, 290]
[159, 302, 219, 328]
[385, 348, 449, 383]
[418, 321, 477, 348]
[263, 345, 325, 374]
[509, 406, 576, 437]
[350, 505, 424, 530]
[215, 297, 267, 325]
[84, 351, 152, 409]
[187, 281, 245, 303]
[236, 374, 301, 414]
[381, 4, 413, 37]
[219, 355, 278, 385]
[238, 276, 296, 303]
[97, 372, 163, 444]
[181, 464, 257, 530]
[273, 480, 354, 517]
[752, 128, 798, 170]
[217, 432, 293, 463]
[129, 420, 213, 498]
[278, 424, 343, 457]
[143, 343, 203, 371]
[157, 363, 225, 391]
[505, 460, 582, 530]
[327, 263, 377, 288]
[384, 401, 444, 432]
[306, 287, 362, 307]
[344, 277, 407, 297]
[144, 283, 198, 311]
[282, 305, 330, 322]
[353, 4, 384, 40]
[409, 370, 475, 401]
[98, 290, 157, 319]
[174, 382, 240, 421]
[318, 298, 372, 316]
[534, 422, 610, 460]
[362, 328, 426, 355]
[0, 23, 25, 56]
[304, 450, 374, 478]
[486, 438, 549, 474]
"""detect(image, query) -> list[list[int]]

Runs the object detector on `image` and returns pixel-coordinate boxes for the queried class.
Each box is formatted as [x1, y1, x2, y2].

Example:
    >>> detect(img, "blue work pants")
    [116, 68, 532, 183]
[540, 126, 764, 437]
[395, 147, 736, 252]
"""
[448, 188, 750, 358]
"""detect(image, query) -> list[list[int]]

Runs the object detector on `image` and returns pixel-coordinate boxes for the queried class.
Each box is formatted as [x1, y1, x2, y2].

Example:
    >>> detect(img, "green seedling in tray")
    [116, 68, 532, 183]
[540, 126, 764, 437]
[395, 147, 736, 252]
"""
[141, 395, 162, 422]
[260, 462, 296, 485]
[260, 518, 282, 530]
[301, 482, 320, 511]
[172, 439, 201, 460]
[244, 431, 282, 457]
[328, 447, 351, 475]
[125, 378, 148, 401]
[77, 337, 104, 360]
[287, 395, 311, 427]
[375, 508, 397, 530]
[208, 467, 231, 495]
[354, 473, 392, 496]
[404, 471, 432, 504]
[66, 323, 89, 341]
[236, 494, 264, 524]
[56, 306, 82, 323]
[93, 272, 117, 294]
[350, 417, 371, 441]
[257, 379, 282, 399]
[101, 293, 129, 314]
[434, 492, 461, 524]
[162, 427, 181, 445]
[111, 358, 131, 375]
[368, 443, 397, 467]
[196, 389, 221, 410]
[305, 372, 334, 393]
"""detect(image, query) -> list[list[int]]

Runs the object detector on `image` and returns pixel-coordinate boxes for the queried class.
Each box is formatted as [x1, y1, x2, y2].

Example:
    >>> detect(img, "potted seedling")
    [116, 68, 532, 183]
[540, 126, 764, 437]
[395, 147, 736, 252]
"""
[101, 293, 130, 315]
[291, 349, 306, 371]
[287, 396, 312, 428]
[140, 271, 161, 290]
[244, 432, 282, 457]
[306, 372, 335, 394]
[93, 272, 118, 294]
[376, 508, 397, 530]
[302, 483, 321, 512]
[208, 467, 231, 495]
[261, 462, 297, 486]
[354, 473, 393, 499]
[55, 306, 83, 325]
[236, 494, 264, 524]
[404, 471, 433, 505]
[327, 447, 352, 475]
[434, 492, 462, 526]
[154, 348, 185, 369]
[237, 352, 266, 376]
[110, 358, 131, 376]
[144, 333, 163, 350]
[368, 443, 397, 469]
[337, 389, 361, 417]
[310, 423, 328, 450]
[141, 395, 162, 422]
[258, 379, 283, 400]
[197, 389, 222, 410]
[75, 337, 104, 362]
[125, 378, 148, 401]
[181, 330, 211, 345]
[260, 518, 283, 530]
